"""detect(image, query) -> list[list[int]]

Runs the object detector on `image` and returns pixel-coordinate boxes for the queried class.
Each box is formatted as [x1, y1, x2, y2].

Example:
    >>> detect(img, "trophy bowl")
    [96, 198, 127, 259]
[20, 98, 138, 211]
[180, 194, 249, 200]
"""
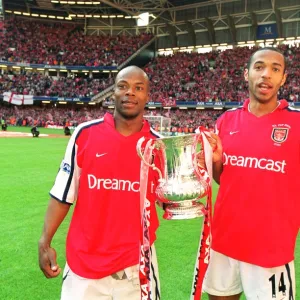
[137, 134, 209, 220]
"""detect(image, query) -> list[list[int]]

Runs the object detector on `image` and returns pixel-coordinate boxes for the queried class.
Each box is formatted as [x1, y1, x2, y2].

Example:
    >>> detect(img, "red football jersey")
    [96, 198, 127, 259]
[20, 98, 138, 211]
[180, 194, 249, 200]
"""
[212, 99, 300, 267]
[50, 113, 161, 278]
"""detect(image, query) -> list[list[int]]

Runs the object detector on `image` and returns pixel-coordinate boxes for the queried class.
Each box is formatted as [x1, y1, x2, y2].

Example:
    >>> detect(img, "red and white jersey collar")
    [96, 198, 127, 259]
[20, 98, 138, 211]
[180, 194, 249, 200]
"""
[104, 112, 151, 133]
[242, 98, 289, 112]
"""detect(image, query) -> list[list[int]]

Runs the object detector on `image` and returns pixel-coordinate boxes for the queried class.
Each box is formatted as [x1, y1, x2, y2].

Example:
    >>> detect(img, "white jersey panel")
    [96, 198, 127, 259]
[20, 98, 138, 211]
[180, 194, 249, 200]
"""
[50, 119, 102, 204]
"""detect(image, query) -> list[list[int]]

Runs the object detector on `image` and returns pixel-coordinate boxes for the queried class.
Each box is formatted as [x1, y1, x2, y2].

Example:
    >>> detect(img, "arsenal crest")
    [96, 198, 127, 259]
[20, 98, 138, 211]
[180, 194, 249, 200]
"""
[271, 128, 289, 143]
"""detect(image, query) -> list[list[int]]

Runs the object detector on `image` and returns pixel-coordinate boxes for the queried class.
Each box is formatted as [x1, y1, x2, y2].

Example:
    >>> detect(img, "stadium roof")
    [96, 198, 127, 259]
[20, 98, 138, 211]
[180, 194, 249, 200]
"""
[2, 0, 241, 20]
[2, 0, 300, 36]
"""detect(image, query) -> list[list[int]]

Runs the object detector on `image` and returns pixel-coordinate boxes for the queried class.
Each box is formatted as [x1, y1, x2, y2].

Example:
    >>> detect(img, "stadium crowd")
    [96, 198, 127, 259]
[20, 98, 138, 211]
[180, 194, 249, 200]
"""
[1, 44, 299, 102]
[0, 71, 114, 97]
[0, 105, 221, 132]
[0, 19, 153, 66]
[145, 44, 300, 104]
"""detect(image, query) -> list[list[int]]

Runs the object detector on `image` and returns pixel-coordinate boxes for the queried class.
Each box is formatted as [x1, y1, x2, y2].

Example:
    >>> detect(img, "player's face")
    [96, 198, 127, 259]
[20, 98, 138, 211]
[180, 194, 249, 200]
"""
[113, 69, 149, 120]
[244, 50, 287, 104]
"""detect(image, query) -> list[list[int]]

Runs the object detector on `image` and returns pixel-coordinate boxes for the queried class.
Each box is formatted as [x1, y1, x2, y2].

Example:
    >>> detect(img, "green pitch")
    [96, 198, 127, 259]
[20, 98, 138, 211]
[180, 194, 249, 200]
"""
[0, 131, 299, 300]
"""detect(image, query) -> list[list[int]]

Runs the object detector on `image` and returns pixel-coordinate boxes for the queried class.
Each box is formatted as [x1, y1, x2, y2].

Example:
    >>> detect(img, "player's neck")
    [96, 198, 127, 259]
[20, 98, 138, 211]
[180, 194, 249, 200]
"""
[114, 115, 144, 136]
[248, 99, 280, 117]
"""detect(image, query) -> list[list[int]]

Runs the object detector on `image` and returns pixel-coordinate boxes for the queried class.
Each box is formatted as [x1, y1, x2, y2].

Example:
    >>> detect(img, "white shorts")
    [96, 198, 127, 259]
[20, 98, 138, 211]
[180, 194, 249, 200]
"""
[61, 246, 160, 300]
[203, 249, 296, 300]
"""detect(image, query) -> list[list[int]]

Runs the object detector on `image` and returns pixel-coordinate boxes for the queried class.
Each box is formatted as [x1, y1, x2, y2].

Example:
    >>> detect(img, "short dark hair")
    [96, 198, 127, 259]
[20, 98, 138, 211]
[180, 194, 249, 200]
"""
[246, 47, 288, 72]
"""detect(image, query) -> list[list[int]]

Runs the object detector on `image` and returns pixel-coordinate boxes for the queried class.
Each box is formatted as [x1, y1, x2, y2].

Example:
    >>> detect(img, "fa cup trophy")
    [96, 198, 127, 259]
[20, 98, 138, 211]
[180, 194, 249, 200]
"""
[137, 132, 211, 220]
[137, 129, 213, 300]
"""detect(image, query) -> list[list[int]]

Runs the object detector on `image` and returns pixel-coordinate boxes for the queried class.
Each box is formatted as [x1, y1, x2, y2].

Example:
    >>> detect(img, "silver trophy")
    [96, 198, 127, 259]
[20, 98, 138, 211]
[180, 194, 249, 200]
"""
[137, 134, 210, 220]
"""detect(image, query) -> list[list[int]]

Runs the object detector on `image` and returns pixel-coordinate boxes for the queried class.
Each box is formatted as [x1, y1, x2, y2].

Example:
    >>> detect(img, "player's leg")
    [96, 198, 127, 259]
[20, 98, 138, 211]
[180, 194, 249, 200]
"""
[203, 250, 243, 299]
[240, 260, 295, 300]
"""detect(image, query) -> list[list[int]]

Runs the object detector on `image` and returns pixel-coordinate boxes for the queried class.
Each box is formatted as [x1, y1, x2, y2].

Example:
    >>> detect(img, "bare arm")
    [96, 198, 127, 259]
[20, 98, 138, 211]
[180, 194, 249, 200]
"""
[210, 133, 223, 184]
[204, 133, 223, 184]
[38, 198, 71, 278]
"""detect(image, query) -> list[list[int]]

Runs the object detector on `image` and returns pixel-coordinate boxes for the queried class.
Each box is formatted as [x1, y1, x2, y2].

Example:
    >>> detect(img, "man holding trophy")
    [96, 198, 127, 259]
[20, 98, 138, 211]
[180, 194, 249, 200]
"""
[38, 66, 162, 300]
[203, 48, 299, 299]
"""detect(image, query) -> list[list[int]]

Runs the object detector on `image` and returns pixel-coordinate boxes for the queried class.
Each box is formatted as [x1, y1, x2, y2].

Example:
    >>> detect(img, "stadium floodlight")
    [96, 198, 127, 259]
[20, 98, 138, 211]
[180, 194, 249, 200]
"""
[93, 15, 100, 17]
[102, 15, 108, 18]
[60, 1, 68, 4]
[117, 15, 123, 18]
[93, 2, 101, 4]
[137, 12, 149, 26]
[23, 12, 30, 16]
[286, 37, 295, 40]
[40, 14, 47, 17]
[85, 14, 92, 17]
[51, 1, 59, 3]
[59, 101, 67, 104]
[5, 10, 12, 13]
[88, 102, 96, 105]
[57, 16, 64, 19]
[77, 1, 85, 4]
[109, 15, 116, 18]
[266, 39, 274, 42]
[31, 13, 39, 17]
[14, 11, 22, 14]
[125, 16, 131, 19]
[49, 15, 56, 18]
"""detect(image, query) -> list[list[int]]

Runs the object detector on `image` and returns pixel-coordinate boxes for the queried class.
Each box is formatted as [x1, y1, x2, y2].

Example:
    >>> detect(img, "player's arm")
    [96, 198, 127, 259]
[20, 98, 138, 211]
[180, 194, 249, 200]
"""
[38, 126, 81, 278]
[205, 132, 223, 184]
[38, 198, 71, 278]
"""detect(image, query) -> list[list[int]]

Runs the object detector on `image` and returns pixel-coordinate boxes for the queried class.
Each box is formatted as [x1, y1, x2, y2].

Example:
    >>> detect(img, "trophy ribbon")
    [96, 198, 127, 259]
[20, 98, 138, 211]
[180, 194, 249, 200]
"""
[137, 137, 154, 300]
[190, 127, 213, 300]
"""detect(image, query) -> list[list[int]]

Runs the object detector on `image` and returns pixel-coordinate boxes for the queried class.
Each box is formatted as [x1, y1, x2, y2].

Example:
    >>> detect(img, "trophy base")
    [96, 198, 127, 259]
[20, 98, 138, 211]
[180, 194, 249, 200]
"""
[163, 202, 205, 220]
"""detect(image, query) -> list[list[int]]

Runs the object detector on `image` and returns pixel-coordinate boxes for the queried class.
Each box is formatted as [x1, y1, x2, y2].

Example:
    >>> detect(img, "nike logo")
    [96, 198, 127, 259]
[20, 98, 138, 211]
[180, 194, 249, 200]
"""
[229, 131, 239, 135]
[96, 153, 107, 158]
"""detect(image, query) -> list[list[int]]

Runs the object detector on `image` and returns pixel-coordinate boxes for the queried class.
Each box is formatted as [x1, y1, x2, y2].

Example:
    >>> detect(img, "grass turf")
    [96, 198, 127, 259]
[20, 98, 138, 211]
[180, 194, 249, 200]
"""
[0, 135, 299, 300]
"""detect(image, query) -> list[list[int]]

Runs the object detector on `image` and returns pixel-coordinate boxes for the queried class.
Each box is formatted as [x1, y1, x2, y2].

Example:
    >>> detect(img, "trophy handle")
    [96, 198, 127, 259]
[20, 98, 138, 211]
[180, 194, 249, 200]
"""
[137, 137, 163, 180]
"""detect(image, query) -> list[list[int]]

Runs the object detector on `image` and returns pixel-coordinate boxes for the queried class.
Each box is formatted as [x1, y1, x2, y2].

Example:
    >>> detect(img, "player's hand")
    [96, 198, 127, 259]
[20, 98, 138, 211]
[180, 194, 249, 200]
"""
[204, 132, 223, 163]
[38, 240, 61, 278]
